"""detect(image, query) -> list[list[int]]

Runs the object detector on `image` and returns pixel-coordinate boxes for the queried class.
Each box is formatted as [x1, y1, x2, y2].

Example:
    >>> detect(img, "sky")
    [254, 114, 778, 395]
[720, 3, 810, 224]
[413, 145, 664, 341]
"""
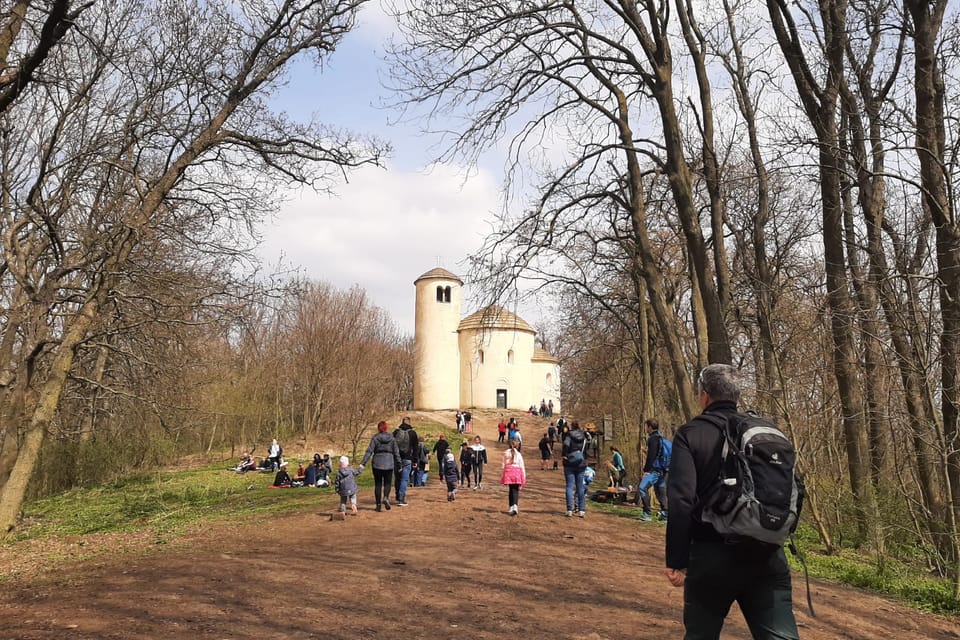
[258, 3, 506, 337]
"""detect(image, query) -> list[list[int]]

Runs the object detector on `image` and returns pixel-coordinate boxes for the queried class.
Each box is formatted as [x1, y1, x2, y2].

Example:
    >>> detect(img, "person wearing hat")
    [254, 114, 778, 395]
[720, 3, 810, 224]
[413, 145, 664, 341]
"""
[272, 461, 292, 487]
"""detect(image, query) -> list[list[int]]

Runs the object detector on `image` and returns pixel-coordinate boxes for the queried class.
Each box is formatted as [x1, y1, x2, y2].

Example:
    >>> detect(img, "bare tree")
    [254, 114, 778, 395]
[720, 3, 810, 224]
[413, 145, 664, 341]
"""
[0, 0, 387, 536]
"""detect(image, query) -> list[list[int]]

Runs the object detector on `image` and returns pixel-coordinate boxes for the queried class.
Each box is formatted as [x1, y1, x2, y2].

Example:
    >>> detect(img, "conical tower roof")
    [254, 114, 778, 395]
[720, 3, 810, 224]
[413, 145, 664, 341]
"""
[414, 267, 463, 285]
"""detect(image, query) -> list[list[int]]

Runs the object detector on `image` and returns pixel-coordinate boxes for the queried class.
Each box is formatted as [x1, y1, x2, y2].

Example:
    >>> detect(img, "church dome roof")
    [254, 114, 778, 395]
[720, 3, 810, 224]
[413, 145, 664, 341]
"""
[458, 305, 536, 335]
[414, 267, 463, 285]
[532, 347, 560, 364]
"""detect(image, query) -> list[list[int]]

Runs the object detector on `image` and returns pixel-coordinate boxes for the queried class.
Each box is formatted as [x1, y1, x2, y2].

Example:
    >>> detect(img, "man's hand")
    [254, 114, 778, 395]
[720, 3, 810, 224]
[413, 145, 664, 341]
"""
[664, 568, 686, 588]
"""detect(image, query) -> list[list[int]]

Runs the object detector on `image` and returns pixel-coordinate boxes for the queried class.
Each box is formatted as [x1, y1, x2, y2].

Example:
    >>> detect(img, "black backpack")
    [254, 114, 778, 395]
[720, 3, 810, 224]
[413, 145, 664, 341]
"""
[698, 411, 803, 547]
[394, 428, 412, 456]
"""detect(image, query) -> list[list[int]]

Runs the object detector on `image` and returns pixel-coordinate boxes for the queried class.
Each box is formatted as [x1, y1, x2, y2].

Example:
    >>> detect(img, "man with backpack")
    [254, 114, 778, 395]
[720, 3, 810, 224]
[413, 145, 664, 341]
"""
[664, 363, 800, 640]
[562, 421, 590, 517]
[392, 417, 419, 506]
[635, 419, 670, 521]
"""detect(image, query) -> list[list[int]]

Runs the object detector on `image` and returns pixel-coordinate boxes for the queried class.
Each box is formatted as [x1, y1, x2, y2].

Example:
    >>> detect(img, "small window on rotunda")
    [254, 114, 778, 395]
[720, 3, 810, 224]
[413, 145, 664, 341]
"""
[546, 373, 553, 385]
[479, 349, 485, 364]
[507, 349, 514, 364]
[436, 286, 444, 302]
[444, 286, 451, 302]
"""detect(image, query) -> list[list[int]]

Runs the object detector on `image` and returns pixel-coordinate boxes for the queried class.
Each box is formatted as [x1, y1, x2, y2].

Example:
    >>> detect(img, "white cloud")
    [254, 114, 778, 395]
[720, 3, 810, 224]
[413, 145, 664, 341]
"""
[259, 162, 500, 335]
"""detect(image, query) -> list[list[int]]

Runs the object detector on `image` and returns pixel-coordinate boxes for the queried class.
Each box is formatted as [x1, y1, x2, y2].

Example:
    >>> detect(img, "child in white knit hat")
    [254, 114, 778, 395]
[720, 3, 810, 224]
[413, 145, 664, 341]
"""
[335, 455, 363, 514]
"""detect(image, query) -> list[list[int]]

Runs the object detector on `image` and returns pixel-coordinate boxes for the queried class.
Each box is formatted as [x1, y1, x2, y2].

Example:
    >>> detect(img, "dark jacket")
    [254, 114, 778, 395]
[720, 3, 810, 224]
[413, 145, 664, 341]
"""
[361, 432, 401, 470]
[417, 442, 430, 467]
[665, 400, 736, 569]
[432, 438, 450, 459]
[441, 453, 459, 484]
[394, 424, 420, 461]
[459, 445, 475, 469]
[642, 430, 663, 473]
[562, 429, 589, 469]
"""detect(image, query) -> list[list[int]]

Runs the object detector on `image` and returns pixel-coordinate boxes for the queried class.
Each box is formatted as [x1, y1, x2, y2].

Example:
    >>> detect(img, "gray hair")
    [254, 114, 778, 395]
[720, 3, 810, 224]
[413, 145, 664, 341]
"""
[698, 364, 741, 403]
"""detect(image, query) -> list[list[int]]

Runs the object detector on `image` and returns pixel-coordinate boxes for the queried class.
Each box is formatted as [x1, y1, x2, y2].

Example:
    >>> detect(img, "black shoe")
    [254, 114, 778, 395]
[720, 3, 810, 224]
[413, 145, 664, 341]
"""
[375, 505, 382, 512]
[384, 500, 391, 510]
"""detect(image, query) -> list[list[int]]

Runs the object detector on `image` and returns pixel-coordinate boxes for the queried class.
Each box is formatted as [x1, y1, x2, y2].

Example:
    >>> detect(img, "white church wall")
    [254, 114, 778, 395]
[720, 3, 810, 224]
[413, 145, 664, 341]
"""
[458, 327, 536, 411]
[531, 361, 561, 414]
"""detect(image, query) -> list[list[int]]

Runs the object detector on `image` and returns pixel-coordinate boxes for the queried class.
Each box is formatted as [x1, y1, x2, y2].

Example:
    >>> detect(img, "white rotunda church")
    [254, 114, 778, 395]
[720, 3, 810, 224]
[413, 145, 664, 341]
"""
[413, 267, 561, 412]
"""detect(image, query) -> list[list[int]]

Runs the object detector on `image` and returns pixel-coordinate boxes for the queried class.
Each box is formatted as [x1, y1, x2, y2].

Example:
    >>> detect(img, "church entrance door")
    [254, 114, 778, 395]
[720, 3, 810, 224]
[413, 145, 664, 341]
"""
[496, 388, 507, 409]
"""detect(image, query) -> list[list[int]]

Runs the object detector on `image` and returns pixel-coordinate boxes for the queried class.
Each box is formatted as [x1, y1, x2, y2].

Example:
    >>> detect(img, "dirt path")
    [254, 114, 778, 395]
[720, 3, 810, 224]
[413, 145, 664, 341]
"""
[0, 411, 957, 639]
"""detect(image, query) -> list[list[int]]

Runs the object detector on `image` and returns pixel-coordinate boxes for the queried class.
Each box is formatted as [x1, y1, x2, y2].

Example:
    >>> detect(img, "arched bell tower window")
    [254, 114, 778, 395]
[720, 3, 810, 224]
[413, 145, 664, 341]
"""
[479, 349, 485, 364]
[507, 349, 514, 364]
[436, 285, 452, 303]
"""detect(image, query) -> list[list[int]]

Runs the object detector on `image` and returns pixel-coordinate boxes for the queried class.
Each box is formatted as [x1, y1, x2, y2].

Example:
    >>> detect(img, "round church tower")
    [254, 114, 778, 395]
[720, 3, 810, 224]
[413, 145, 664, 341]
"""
[413, 268, 463, 410]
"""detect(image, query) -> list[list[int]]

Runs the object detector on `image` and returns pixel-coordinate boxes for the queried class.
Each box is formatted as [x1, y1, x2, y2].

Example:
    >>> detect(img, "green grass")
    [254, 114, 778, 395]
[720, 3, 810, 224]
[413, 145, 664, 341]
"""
[596, 501, 959, 616]
[12, 463, 340, 543]
[786, 536, 960, 616]
[11, 420, 462, 546]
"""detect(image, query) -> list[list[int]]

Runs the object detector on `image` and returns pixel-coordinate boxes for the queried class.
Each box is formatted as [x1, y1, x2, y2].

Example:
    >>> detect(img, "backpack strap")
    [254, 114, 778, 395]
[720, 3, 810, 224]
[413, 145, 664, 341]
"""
[696, 412, 739, 459]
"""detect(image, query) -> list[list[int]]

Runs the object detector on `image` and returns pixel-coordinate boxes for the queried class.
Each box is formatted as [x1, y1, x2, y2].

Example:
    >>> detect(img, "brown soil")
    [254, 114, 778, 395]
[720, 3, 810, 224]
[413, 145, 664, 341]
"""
[0, 411, 957, 639]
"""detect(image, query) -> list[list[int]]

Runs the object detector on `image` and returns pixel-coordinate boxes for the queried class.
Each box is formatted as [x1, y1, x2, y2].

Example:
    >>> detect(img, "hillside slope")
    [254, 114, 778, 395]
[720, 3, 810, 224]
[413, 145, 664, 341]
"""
[0, 411, 955, 639]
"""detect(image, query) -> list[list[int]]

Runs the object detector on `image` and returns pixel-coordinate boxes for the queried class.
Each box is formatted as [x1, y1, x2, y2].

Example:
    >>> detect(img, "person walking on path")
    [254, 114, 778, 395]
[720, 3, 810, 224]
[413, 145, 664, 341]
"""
[392, 417, 419, 506]
[442, 451, 460, 501]
[637, 419, 669, 521]
[360, 421, 401, 512]
[664, 363, 800, 640]
[471, 435, 488, 489]
[538, 432, 553, 471]
[500, 438, 526, 515]
[334, 455, 363, 514]
[432, 434, 450, 480]
[497, 417, 507, 443]
[562, 421, 590, 517]
[458, 441, 475, 488]
[507, 418, 518, 444]
[413, 438, 430, 487]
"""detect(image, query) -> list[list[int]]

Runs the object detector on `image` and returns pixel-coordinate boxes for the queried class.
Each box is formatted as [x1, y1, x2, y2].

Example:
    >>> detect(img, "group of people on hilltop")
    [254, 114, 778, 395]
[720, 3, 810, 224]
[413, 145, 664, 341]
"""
[538, 398, 555, 417]
[455, 410, 472, 434]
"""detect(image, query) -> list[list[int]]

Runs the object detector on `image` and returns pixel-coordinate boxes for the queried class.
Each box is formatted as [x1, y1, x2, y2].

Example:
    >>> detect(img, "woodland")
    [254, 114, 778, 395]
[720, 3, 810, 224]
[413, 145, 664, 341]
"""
[0, 0, 959, 609]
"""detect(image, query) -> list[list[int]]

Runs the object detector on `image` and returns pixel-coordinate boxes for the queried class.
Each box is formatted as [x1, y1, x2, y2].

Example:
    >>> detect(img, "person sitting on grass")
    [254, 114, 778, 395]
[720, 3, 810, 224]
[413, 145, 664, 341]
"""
[272, 461, 292, 487]
[234, 452, 257, 473]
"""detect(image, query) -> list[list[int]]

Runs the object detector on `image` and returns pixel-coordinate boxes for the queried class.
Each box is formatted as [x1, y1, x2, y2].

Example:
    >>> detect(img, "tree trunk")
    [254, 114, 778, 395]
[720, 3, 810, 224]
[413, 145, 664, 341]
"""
[0, 295, 97, 535]
[766, 0, 878, 544]
[906, 0, 960, 591]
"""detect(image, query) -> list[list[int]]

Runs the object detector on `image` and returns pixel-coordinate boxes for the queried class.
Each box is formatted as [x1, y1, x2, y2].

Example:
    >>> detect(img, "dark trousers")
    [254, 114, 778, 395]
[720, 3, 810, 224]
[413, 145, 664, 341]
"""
[683, 541, 799, 640]
[507, 484, 520, 507]
[373, 468, 392, 506]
